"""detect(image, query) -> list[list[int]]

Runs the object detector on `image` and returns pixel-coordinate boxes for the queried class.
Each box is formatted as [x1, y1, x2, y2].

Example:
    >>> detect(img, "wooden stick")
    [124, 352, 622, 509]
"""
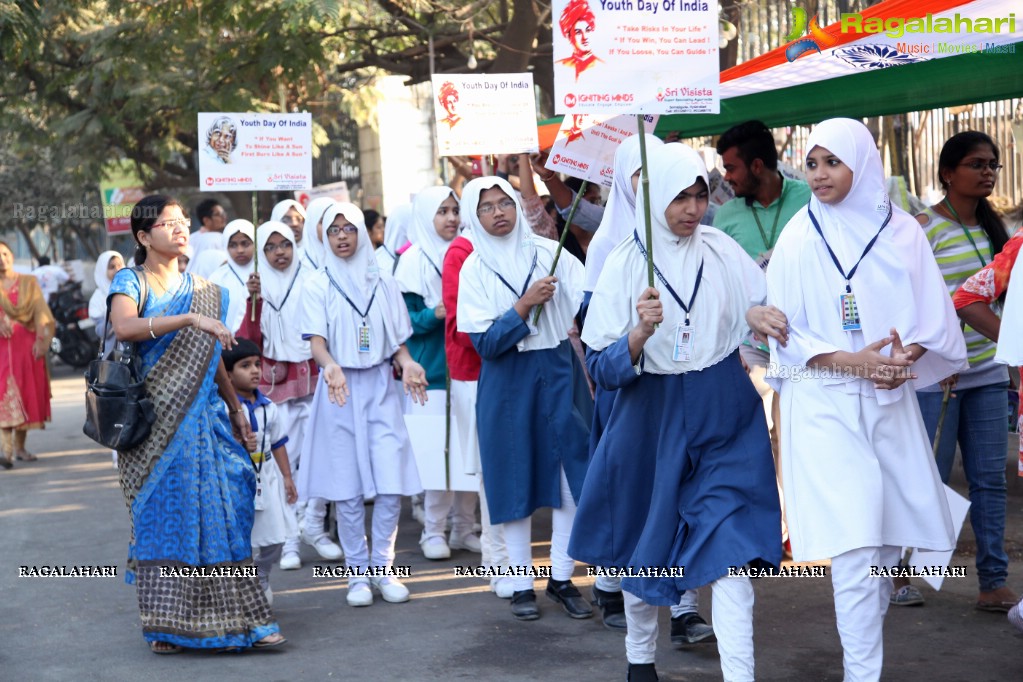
[531, 179, 588, 326]
[444, 369, 451, 490]
[636, 116, 656, 329]
[250, 192, 259, 322]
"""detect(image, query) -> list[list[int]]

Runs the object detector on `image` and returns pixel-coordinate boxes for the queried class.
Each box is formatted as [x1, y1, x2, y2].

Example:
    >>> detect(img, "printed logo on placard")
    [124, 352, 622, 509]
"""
[563, 93, 577, 108]
[205, 177, 214, 187]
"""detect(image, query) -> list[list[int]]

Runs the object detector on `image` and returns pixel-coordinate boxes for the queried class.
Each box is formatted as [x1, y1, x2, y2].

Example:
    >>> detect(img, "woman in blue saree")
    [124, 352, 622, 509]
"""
[109, 195, 285, 653]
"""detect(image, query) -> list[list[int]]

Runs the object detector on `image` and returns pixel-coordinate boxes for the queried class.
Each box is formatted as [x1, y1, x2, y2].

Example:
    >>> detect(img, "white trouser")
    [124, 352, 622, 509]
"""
[479, 476, 509, 570]
[501, 466, 577, 591]
[279, 396, 322, 555]
[424, 490, 478, 540]
[668, 589, 700, 617]
[335, 494, 402, 571]
[831, 545, 900, 682]
[595, 574, 622, 592]
[625, 577, 755, 681]
[252, 543, 283, 591]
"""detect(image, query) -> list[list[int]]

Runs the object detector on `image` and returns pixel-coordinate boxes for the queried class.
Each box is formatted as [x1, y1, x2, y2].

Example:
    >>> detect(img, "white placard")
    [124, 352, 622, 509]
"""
[545, 113, 659, 186]
[294, 181, 350, 207]
[432, 74, 539, 156]
[405, 390, 478, 492]
[552, 0, 719, 115]
[198, 112, 313, 191]
[907, 484, 971, 591]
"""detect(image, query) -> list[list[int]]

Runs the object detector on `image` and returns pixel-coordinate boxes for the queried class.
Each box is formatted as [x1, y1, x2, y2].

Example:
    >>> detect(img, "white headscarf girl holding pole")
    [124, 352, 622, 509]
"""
[208, 219, 255, 332]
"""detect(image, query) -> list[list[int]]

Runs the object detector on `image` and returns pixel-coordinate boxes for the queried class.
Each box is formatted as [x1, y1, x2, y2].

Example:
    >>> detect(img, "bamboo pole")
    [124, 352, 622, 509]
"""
[637, 116, 656, 314]
[250, 192, 259, 322]
[530, 179, 588, 326]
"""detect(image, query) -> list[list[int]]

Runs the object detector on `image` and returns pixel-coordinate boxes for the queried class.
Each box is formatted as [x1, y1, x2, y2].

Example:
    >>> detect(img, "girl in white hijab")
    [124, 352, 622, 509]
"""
[395, 186, 480, 559]
[576, 143, 779, 682]
[456, 176, 593, 622]
[270, 199, 307, 263]
[299, 197, 336, 270]
[207, 219, 255, 332]
[237, 221, 339, 569]
[89, 250, 126, 345]
[583, 133, 664, 293]
[375, 202, 413, 275]
[191, 248, 228, 279]
[298, 202, 427, 608]
[766, 118, 967, 681]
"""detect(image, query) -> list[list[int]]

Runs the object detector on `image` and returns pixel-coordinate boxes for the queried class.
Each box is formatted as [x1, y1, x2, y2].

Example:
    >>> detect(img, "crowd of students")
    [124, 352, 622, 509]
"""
[101, 117, 1023, 681]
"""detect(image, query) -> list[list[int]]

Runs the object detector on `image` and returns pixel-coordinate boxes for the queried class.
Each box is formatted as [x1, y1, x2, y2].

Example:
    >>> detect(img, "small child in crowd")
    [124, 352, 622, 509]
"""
[223, 338, 299, 605]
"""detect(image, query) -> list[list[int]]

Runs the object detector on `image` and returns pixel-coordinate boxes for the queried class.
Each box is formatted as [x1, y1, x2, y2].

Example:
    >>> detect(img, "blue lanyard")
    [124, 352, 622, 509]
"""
[807, 204, 892, 293]
[485, 249, 539, 298]
[228, 264, 246, 287]
[632, 231, 703, 325]
[325, 270, 379, 321]
[265, 262, 302, 314]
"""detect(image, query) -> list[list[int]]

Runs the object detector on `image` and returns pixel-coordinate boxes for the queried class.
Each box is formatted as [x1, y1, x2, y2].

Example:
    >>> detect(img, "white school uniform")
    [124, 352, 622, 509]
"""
[297, 202, 422, 502]
[242, 394, 299, 548]
[766, 118, 967, 681]
[207, 220, 255, 333]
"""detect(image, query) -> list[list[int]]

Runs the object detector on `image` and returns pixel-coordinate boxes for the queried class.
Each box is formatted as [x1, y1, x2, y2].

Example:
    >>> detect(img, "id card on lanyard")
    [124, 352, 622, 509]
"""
[807, 205, 891, 334]
[326, 271, 380, 354]
[632, 231, 703, 363]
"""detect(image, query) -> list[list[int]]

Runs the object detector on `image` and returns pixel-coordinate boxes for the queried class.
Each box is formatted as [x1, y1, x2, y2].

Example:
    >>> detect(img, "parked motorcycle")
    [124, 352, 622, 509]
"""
[48, 280, 99, 369]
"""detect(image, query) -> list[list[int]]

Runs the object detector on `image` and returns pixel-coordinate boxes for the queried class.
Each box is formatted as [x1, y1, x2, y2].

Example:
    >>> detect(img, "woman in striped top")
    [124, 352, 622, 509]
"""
[901, 131, 1015, 612]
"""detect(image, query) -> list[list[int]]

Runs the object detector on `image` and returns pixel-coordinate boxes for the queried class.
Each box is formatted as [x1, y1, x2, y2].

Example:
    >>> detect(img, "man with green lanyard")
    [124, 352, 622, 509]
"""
[712, 120, 811, 554]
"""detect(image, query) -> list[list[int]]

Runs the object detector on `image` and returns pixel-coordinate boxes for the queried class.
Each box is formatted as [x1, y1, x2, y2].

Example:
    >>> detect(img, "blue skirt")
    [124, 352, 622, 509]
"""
[569, 349, 781, 606]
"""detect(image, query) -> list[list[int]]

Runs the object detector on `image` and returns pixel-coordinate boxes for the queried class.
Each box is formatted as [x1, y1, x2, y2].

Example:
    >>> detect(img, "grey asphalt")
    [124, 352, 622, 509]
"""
[2, 364, 1021, 681]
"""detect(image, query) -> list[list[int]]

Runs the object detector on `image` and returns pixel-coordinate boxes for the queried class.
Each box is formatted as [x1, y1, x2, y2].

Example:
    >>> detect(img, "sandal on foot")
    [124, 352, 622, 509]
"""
[253, 633, 287, 649]
[150, 641, 183, 655]
[977, 587, 1019, 613]
[15, 449, 37, 462]
[890, 585, 925, 607]
[0, 456, 12, 470]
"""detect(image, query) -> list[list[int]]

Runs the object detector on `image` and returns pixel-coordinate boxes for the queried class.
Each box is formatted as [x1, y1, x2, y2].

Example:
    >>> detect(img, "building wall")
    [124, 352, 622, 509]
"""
[358, 75, 441, 216]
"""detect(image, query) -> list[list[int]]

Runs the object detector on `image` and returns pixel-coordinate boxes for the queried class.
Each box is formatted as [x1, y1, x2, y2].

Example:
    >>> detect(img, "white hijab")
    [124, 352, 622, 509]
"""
[320, 202, 377, 309]
[584, 133, 663, 292]
[255, 221, 309, 360]
[582, 143, 765, 374]
[271, 199, 307, 261]
[457, 176, 584, 352]
[394, 186, 457, 307]
[89, 250, 124, 321]
[208, 220, 255, 331]
[301, 198, 336, 270]
[766, 118, 967, 404]
[192, 248, 228, 278]
[376, 203, 414, 275]
[222, 219, 256, 278]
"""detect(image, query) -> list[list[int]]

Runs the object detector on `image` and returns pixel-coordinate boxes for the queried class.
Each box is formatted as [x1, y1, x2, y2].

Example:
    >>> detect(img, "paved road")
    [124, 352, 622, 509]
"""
[2, 364, 1021, 681]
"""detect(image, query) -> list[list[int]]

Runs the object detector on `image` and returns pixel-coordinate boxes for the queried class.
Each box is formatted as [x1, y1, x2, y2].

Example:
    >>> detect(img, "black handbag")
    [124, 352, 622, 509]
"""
[83, 266, 157, 451]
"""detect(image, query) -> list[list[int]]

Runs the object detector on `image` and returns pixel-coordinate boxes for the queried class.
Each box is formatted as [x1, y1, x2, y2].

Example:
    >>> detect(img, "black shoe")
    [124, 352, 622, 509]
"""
[669, 611, 715, 644]
[626, 663, 659, 681]
[592, 586, 626, 630]
[510, 590, 540, 620]
[546, 579, 594, 619]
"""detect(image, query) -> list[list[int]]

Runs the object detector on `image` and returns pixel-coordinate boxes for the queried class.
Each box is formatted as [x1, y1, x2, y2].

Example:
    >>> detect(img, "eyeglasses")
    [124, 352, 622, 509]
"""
[326, 224, 359, 236]
[958, 161, 1003, 172]
[477, 199, 517, 216]
[152, 219, 191, 231]
[263, 241, 293, 254]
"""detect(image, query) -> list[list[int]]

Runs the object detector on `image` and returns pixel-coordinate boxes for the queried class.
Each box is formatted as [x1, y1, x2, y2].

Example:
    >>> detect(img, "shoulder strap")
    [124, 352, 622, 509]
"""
[132, 265, 149, 316]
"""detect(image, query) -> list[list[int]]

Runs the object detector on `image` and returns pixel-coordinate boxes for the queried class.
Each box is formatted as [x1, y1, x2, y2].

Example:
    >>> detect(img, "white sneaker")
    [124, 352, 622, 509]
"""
[303, 532, 343, 560]
[449, 532, 482, 553]
[264, 586, 274, 606]
[279, 551, 301, 571]
[347, 578, 373, 607]
[371, 575, 410, 603]
[491, 576, 515, 599]
[420, 535, 451, 560]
